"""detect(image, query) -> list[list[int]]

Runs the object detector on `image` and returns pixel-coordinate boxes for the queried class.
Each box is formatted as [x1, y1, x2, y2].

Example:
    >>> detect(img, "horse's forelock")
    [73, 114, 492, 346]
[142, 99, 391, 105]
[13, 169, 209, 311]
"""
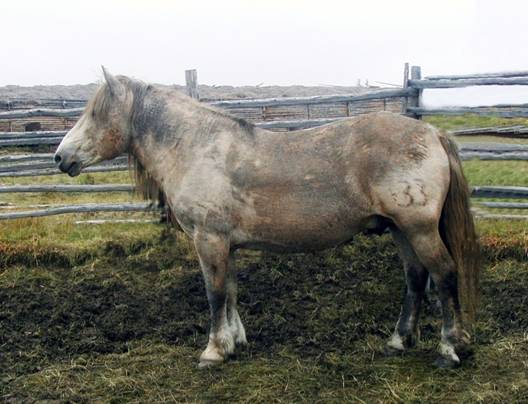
[85, 81, 113, 123]
[86, 76, 149, 126]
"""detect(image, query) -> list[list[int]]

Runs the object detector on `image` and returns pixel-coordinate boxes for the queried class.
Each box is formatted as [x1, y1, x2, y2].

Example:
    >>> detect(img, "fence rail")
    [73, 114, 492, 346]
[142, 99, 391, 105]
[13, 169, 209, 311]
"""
[409, 77, 528, 89]
[451, 126, 528, 136]
[425, 70, 528, 80]
[0, 202, 157, 220]
[0, 99, 87, 110]
[0, 184, 133, 193]
[209, 88, 414, 108]
[471, 186, 528, 199]
[0, 164, 128, 177]
[0, 107, 84, 119]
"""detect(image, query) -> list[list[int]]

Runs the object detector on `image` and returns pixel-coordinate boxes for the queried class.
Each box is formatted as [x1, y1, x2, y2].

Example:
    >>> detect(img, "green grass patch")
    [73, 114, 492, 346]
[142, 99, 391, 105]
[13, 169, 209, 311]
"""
[424, 114, 528, 132]
[463, 160, 528, 187]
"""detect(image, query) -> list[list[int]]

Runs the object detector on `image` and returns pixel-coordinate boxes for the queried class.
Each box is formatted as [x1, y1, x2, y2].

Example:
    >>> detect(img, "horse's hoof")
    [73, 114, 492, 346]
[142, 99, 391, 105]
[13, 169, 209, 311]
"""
[198, 359, 223, 369]
[433, 356, 460, 369]
[384, 345, 404, 357]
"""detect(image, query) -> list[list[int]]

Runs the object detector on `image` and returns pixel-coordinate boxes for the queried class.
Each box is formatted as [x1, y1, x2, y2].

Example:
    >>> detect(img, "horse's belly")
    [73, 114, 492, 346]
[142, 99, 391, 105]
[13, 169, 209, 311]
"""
[233, 200, 366, 252]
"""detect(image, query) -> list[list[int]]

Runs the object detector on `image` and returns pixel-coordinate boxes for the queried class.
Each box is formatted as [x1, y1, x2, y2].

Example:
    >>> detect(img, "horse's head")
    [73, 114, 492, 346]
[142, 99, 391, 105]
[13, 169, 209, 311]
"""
[54, 67, 132, 176]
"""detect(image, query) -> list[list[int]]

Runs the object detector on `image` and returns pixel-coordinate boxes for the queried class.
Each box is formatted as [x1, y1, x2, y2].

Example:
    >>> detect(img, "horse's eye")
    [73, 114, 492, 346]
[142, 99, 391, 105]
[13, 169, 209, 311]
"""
[91, 110, 96, 119]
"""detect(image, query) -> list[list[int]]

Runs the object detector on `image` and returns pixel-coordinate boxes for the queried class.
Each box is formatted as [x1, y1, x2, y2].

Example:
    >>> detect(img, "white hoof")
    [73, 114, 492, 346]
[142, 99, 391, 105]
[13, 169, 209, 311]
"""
[438, 341, 460, 364]
[387, 332, 405, 351]
[199, 329, 235, 367]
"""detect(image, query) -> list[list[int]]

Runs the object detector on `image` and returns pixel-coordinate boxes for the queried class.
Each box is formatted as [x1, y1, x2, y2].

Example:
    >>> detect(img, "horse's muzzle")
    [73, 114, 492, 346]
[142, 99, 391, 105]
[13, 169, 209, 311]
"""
[54, 152, 82, 177]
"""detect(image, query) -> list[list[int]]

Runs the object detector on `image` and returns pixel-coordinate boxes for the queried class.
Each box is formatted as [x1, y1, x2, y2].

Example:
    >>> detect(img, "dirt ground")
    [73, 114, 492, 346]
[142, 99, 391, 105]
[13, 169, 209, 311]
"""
[1, 222, 527, 402]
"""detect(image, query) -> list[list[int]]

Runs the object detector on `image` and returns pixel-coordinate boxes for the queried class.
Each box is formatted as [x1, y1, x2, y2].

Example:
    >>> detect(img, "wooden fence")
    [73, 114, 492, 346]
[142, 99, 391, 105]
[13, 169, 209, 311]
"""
[401, 64, 528, 119]
[0, 65, 527, 220]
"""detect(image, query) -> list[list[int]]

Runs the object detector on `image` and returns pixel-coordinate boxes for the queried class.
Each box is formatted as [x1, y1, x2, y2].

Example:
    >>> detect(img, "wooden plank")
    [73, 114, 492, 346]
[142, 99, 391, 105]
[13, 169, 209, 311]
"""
[0, 202, 157, 220]
[459, 143, 528, 152]
[471, 186, 528, 199]
[480, 202, 528, 209]
[0, 130, 67, 139]
[255, 117, 343, 130]
[401, 63, 409, 114]
[0, 137, 64, 147]
[0, 99, 87, 110]
[0, 164, 128, 177]
[0, 156, 128, 172]
[450, 126, 528, 136]
[209, 88, 415, 108]
[409, 77, 528, 89]
[185, 69, 199, 100]
[425, 70, 528, 80]
[0, 184, 133, 193]
[0, 108, 83, 119]
[0, 153, 54, 163]
[409, 66, 422, 119]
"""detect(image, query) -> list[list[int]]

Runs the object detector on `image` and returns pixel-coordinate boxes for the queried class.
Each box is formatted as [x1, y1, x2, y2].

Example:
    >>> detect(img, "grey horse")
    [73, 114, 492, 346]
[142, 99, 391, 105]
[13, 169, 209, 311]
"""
[54, 68, 480, 368]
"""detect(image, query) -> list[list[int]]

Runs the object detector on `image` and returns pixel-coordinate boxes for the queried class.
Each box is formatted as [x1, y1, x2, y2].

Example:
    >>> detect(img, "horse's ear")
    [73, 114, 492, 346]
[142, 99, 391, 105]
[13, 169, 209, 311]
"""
[101, 66, 124, 98]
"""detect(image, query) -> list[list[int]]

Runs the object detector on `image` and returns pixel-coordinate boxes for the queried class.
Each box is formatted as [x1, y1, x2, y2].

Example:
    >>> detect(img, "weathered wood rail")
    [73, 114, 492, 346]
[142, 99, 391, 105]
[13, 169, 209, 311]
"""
[0, 202, 157, 220]
[0, 184, 133, 193]
[450, 126, 528, 138]
[471, 186, 528, 199]
[0, 99, 87, 110]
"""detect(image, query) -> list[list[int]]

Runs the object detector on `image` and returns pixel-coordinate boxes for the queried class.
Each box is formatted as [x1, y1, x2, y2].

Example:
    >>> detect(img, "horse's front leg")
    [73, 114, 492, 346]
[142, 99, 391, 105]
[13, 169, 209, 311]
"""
[194, 230, 236, 367]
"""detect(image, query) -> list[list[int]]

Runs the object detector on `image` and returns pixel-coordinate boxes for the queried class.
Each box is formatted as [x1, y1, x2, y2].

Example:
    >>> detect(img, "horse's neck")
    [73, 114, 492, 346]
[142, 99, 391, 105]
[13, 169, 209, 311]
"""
[128, 90, 184, 184]
[128, 89, 247, 186]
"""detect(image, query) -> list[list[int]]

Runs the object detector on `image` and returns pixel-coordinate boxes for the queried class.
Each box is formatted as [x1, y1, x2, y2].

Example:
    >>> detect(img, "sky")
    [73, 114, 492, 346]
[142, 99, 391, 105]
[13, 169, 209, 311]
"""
[1, 0, 528, 106]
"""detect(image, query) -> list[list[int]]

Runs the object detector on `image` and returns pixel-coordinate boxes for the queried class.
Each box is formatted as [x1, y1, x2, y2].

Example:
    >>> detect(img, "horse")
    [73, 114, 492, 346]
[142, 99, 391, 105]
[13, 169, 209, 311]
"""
[54, 67, 480, 368]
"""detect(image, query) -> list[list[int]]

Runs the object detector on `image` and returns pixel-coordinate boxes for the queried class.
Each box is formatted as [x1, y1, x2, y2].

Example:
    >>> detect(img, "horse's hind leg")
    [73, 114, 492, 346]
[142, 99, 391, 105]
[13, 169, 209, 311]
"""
[227, 253, 247, 345]
[385, 228, 429, 355]
[402, 223, 471, 367]
[193, 231, 239, 367]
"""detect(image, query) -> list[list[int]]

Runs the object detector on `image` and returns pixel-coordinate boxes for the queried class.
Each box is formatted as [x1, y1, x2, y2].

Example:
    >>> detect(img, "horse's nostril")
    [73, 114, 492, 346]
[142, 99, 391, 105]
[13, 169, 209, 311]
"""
[54, 154, 62, 164]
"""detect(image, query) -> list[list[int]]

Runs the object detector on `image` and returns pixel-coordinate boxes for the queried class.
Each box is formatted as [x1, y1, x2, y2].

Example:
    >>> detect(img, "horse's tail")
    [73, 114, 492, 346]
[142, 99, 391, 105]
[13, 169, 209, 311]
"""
[438, 134, 481, 323]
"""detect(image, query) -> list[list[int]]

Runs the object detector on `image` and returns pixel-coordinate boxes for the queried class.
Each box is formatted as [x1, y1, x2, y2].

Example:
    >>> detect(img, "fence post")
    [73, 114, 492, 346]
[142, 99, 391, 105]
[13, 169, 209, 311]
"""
[185, 69, 199, 100]
[401, 63, 409, 114]
[409, 65, 422, 119]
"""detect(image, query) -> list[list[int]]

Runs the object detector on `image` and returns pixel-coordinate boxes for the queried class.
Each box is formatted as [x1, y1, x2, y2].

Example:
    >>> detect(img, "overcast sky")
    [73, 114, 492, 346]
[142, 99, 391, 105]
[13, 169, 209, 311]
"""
[1, 0, 527, 106]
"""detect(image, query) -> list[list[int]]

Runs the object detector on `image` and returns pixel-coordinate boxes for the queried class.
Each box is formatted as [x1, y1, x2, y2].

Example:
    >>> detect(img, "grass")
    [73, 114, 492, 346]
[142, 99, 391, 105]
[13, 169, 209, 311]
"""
[0, 222, 527, 402]
[425, 115, 528, 145]
[424, 114, 528, 132]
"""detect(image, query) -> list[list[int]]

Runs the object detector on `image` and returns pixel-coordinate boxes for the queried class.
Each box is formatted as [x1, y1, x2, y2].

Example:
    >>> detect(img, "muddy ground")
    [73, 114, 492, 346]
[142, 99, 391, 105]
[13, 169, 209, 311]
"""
[1, 225, 527, 402]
